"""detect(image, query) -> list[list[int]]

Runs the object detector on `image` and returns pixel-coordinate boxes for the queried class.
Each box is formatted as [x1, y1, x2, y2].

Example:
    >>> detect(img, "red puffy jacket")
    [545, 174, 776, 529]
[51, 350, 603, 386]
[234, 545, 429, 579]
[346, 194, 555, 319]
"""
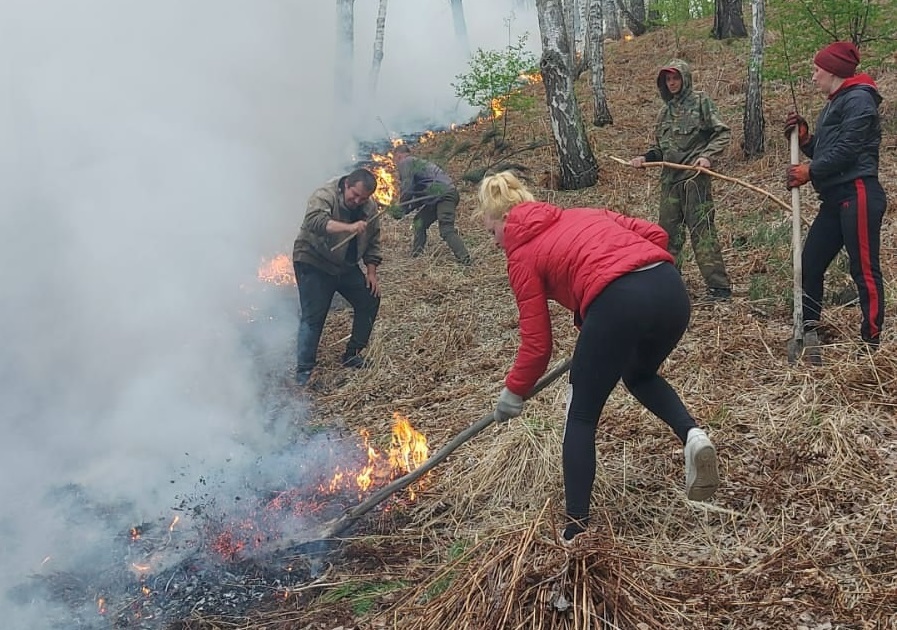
[503, 201, 674, 396]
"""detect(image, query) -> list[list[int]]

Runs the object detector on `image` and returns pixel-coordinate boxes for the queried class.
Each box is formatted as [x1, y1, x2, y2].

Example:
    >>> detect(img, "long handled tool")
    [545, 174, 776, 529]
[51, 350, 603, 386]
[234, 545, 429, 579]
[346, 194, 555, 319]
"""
[272, 357, 573, 555]
[329, 193, 442, 252]
[786, 130, 821, 365]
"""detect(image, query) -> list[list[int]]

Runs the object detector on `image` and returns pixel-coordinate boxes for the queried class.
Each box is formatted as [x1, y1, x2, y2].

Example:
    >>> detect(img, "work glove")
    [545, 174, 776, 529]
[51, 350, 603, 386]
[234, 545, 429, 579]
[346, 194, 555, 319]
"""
[493, 387, 524, 422]
[787, 163, 811, 189]
[783, 112, 810, 146]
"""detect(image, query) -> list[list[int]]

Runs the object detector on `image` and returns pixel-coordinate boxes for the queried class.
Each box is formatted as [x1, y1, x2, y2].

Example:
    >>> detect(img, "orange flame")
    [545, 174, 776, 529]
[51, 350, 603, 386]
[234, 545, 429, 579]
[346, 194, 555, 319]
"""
[257, 254, 295, 286]
[370, 152, 398, 207]
[518, 72, 542, 83]
[490, 97, 506, 119]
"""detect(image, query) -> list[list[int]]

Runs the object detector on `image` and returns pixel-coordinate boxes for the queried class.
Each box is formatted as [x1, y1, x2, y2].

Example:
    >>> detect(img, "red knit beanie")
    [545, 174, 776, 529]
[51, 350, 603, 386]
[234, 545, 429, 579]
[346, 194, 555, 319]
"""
[813, 41, 860, 78]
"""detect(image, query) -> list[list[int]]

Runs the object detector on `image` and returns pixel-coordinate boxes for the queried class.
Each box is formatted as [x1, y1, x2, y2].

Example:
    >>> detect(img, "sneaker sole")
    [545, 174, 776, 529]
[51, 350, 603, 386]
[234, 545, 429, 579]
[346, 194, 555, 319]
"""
[686, 443, 720, 501]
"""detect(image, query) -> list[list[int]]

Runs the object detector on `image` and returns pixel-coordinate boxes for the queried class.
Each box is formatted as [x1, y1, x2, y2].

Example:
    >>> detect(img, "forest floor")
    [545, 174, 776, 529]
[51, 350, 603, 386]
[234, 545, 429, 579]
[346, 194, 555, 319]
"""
[180, 20, 896, 630]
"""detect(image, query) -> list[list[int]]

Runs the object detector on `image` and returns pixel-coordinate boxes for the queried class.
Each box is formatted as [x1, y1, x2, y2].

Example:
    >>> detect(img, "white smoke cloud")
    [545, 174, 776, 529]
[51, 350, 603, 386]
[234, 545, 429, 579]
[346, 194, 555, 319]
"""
[0, 0, 537, 626]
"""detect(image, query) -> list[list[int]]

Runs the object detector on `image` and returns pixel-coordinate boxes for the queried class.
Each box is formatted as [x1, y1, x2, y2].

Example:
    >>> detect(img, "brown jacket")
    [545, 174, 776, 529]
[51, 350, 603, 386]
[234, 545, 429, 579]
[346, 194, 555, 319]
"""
[292, 176, 383, 275]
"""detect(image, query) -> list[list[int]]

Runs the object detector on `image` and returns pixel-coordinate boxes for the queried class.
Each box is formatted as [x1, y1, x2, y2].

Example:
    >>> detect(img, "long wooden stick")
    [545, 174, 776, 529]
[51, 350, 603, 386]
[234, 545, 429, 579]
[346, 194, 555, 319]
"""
[789, 130, 804, 344]
[608, 154, 806, 224]
[329, 194, 442, 251]
[272, 357, 573, 554]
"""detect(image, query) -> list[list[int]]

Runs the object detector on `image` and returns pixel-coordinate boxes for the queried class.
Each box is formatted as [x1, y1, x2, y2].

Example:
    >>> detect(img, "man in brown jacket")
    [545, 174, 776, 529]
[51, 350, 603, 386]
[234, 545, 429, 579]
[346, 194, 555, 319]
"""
[292, 169, 382, 386]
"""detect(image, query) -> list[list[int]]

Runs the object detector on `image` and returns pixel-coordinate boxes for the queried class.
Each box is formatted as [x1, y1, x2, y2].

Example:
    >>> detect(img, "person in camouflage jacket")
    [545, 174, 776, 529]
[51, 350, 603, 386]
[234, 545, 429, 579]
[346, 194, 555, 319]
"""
[630, 59, 732, 301]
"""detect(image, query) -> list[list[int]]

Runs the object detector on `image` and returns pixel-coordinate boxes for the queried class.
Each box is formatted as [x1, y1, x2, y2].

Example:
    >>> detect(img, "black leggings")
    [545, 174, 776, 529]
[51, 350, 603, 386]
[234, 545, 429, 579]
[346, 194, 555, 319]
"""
[563, 262, 696, 523]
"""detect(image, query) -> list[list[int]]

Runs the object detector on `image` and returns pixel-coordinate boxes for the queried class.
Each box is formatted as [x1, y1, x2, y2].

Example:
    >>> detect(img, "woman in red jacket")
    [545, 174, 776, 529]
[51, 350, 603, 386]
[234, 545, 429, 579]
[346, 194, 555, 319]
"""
[480, 171, 720, 542]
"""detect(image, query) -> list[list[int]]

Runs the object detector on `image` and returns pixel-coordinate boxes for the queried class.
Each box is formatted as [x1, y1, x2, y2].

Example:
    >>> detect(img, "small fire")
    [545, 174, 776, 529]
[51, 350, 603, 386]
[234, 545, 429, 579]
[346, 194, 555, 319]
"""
[257, 254, 295, 286]
[370, 152, 398, 207]
[518, 71, 542, 83]
[490, 97, 506, 119]
[97, 597, 107, 615]
[624, 34, 634, 42]
[418, 130, 437, 144]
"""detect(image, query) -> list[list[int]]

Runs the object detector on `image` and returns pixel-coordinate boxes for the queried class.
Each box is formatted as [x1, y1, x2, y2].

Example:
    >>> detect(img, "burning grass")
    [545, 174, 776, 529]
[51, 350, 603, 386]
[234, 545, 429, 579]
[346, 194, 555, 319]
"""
[186, 20, 896, 630]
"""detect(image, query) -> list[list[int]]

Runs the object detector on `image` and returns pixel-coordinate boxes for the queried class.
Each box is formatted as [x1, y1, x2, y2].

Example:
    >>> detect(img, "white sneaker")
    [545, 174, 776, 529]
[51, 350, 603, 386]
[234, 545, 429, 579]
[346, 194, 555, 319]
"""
[684, 428, 720, 501]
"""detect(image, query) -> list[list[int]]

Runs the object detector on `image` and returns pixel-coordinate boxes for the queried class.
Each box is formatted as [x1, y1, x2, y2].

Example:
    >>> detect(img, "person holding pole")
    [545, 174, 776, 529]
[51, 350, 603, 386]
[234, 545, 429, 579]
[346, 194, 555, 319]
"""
[292, 169, 382, 386]
[629, 59, 733, 301]
[785, 41, 886, 351]
[478, 170, 720, 543]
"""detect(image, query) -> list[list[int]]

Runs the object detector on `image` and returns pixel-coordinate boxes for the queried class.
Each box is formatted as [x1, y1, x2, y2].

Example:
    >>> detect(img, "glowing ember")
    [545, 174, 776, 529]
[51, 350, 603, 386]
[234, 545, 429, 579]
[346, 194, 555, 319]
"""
[370, 152, 398, 207]
[624, 34, 634, 41]
[418, 130, 437, 144]
[257, 254, 295, 286]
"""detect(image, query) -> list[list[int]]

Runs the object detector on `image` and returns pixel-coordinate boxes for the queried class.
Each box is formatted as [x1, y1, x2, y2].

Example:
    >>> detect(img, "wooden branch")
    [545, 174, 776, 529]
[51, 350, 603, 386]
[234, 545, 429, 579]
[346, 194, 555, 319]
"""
[270, 357, 573, 555]
[328, 194, 441, 251]
[607, 155, 810, 226]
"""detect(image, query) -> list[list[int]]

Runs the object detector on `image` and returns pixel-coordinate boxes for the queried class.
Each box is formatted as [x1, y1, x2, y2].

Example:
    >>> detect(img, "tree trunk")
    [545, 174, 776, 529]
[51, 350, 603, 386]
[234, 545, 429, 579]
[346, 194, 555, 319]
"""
[604, 0, 622, 40]
[536, 0, 599, 189]
[369, 0, 388, 95]
[562, 0, 578, 76]
[743, 0, 765, 156]
[618, 0, 647, 36]
[336, 0, 355, 105]
[450, 0, 470, 56]
[587, 0, 613, 126]
[712, 0, 747, 39]
[576, 0, 589, 61]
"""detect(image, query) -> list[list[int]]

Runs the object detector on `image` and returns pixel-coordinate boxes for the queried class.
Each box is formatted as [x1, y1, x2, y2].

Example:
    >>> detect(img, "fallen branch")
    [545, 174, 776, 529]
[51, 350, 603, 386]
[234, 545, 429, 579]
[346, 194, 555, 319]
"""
[607, 154, 809, 225]
[272, 357, 573, 554]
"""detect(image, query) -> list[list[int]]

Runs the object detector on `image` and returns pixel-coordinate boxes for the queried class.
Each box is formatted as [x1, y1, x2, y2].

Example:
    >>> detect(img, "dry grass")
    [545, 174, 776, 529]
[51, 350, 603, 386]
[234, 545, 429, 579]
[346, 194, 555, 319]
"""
[181, 20, 897, 630]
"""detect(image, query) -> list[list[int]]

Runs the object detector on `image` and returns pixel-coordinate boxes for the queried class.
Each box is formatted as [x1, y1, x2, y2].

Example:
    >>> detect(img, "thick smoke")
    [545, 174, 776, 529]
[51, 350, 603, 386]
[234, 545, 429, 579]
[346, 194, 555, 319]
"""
[0, 1, 536, 626]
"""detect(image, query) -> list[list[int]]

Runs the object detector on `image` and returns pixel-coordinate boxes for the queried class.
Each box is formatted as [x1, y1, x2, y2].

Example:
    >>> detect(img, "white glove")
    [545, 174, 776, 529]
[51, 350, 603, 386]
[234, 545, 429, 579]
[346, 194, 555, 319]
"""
[494, 387, 524, 422]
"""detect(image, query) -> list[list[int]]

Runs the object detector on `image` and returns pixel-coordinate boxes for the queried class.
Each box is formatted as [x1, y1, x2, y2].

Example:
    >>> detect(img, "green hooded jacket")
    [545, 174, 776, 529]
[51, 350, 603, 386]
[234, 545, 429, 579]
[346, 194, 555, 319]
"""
[645, 59, 731, 184]
[292, 176, 383, 275]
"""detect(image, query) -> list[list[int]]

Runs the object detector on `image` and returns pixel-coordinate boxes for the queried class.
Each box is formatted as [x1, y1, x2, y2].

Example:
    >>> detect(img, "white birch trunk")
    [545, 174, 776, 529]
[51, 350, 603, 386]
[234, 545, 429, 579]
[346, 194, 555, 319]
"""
[562, 0, 577, 74]
[369, 0, 388, 95]
[576, 0, 589, 60]
[335, 0, 355, 106]
[450, 0, 470, 56]
[604, 0, 622, 40]
[588, 0, 612, 126]
[536, 0, 599, 189]
[743, 0, 765, 155]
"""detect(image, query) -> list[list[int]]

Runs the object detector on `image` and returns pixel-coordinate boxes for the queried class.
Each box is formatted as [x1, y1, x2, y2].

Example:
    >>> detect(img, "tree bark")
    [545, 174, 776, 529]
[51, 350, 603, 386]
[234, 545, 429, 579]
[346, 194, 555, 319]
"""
[587, 0, 613, 126]
[618, 0, 647, 36]
[742, 0, 765, 156]
[536, 0, 599, 189]
[604, 0, 622, 40]
[336, 0, 355, 105]
[450, 0, 470, 56]
[712, 0, 748, 39]
[369, 0, 388, 95]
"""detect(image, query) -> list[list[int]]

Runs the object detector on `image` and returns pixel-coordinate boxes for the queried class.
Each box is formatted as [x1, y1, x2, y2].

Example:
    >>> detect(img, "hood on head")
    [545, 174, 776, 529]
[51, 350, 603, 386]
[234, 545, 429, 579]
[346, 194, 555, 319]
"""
[657, 59, 693, 102]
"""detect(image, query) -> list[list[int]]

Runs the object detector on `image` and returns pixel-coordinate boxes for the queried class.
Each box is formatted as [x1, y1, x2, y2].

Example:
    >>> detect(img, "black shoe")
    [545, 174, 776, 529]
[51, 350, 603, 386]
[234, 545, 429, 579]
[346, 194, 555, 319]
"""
[341, 351, 370, 369]
[295, 369, 312, 386]
[706, 287, 732, 302]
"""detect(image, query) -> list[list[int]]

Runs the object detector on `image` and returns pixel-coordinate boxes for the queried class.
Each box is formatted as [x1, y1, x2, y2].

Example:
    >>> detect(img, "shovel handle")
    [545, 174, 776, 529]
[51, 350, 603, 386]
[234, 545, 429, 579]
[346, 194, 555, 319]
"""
[790, 130, 803, 339]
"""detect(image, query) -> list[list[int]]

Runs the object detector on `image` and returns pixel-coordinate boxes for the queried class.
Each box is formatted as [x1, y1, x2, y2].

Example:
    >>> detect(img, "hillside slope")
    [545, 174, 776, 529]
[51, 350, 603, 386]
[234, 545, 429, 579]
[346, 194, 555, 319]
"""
[187, 23, 896, 630]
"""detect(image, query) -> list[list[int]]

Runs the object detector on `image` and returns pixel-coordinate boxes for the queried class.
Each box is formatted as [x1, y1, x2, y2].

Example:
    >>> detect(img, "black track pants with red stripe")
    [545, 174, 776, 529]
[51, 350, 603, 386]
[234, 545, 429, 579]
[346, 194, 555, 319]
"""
[802, 177, 886, 343]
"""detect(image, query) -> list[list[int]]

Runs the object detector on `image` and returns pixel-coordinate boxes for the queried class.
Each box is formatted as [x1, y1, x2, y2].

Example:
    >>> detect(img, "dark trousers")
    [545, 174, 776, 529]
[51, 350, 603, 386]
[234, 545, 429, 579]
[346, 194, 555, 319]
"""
[412, 190, 470, 263]
[294, 261, 380, 372]
[563, 263, 696, 523]
[802, 177, 886, 343]
[658, 175, 730, 290]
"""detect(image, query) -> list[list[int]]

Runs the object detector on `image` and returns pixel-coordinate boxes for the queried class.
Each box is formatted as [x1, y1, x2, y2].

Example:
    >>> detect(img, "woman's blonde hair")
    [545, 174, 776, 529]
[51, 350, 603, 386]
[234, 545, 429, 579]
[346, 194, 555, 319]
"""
[477, 171, 535, 220]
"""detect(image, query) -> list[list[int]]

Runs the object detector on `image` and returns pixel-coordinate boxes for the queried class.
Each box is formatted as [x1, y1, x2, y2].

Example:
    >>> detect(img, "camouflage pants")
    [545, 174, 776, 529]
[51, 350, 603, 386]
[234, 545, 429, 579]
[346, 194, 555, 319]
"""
[658, 175, 730, 291]
[412, 190, 470, 264]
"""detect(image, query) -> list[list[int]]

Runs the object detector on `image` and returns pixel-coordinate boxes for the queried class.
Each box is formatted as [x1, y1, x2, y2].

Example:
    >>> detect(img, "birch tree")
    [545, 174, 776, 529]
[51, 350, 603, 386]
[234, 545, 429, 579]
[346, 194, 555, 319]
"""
[369, 0, 388, 94]
[587, 0, 613, 126]
[619, 0, 648, 36]
[450, 0, 470, 56]
[743, 0, 764, 155]
[562, 0, 577, 73]
[336, 0, 355, 105]
[712, 0, 748, 39]
[604, 0, 622, 40]
[536, 0, 599, 189]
